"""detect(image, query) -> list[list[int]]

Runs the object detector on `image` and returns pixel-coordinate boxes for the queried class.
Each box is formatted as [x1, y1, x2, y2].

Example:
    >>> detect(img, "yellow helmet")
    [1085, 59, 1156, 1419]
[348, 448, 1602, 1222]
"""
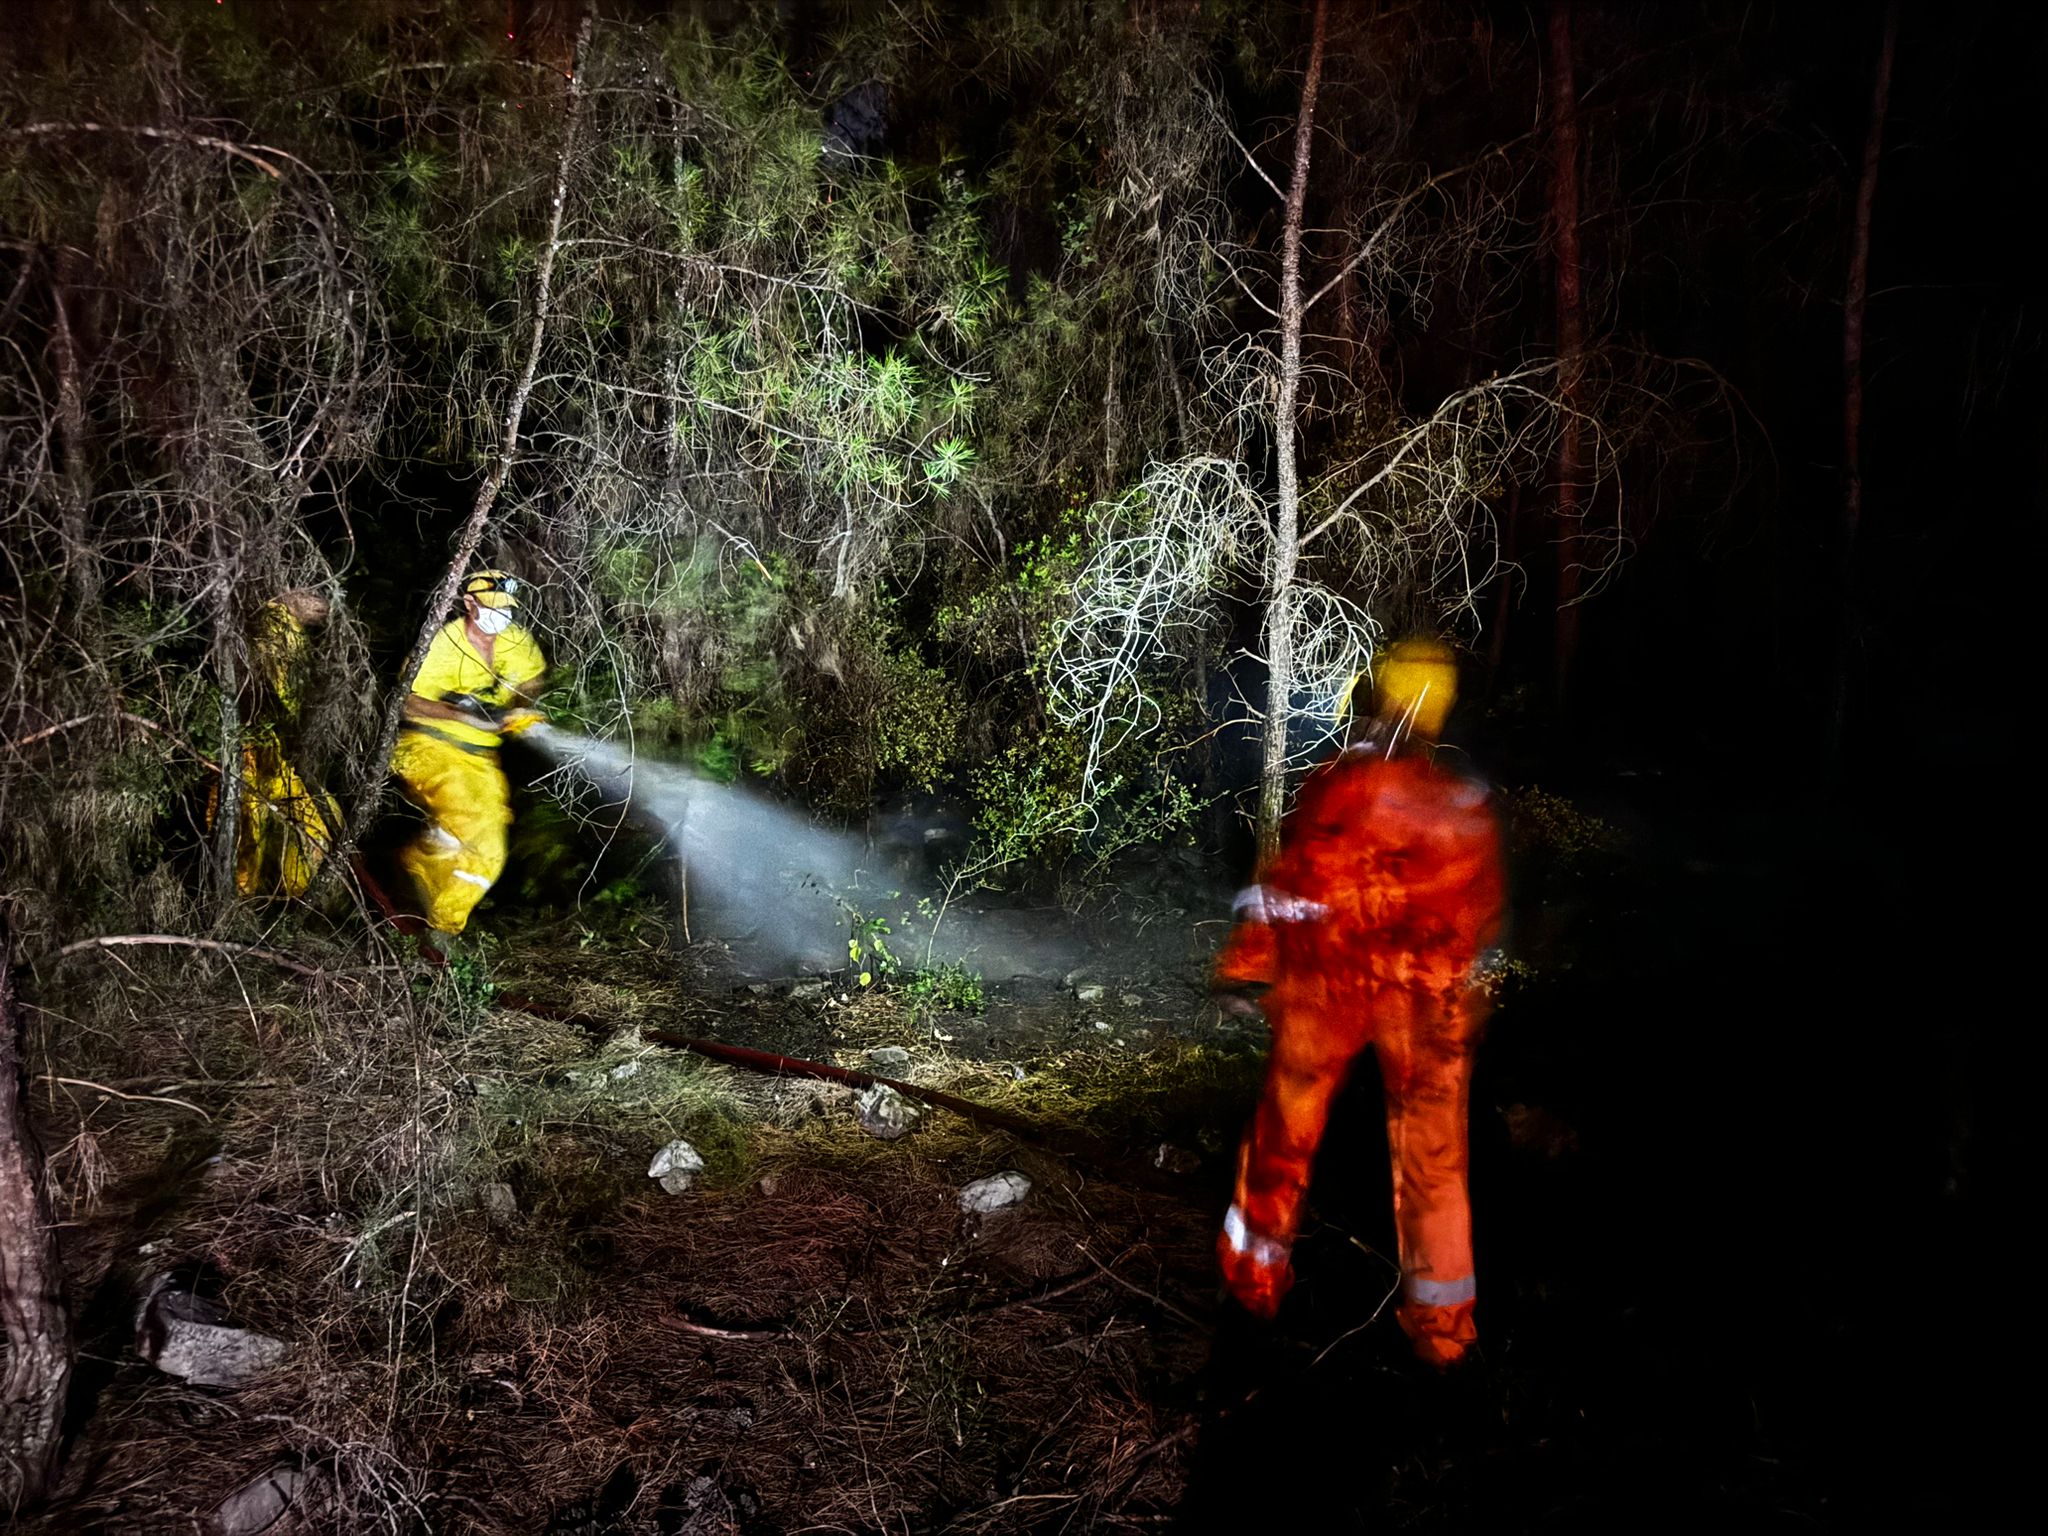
[1372, 638, 1459, 739]
[462, 570, 523, 611]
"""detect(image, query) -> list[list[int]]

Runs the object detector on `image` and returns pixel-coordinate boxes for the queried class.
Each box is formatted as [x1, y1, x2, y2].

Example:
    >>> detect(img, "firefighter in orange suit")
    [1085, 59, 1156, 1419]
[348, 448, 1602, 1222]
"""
[1213, 638, 1504, 1367]
[391, 571, 546, 935]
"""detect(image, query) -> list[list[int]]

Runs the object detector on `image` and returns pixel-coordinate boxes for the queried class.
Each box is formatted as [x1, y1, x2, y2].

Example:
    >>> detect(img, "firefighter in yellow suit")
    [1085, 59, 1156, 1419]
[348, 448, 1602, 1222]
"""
[211, 590, 342, 898]
[391, 571, 547, 935]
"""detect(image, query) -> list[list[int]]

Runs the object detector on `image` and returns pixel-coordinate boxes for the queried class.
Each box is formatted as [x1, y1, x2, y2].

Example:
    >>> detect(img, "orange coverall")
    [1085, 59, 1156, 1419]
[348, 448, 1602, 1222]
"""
[1216, 741, 1504, 1366]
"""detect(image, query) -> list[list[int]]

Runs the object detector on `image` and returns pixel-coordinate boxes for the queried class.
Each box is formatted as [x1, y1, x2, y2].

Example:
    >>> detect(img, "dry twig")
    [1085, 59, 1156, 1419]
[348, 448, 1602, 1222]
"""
[46, 933, 326, 979]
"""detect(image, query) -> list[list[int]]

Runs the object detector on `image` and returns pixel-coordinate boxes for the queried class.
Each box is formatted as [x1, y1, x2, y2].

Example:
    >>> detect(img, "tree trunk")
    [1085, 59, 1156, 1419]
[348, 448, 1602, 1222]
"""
[312, 10, 592, 899]
[1830, 1, 1900, 769]
[1103, 350, 1121, 495]
[1, 913, 72, 1511]
[48, 251, 99, 626]
[207, 517, 244, 912]
[1255, 0, 1328, 866]
[1547, 0, 1586, 712]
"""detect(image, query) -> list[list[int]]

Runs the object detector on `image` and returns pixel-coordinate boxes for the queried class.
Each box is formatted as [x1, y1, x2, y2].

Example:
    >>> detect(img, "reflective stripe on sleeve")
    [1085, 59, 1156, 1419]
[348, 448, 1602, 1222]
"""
[452, 869, 493, 889]
[1406, 1273, 1476, 1307]
[1231, 885, 1330, 925]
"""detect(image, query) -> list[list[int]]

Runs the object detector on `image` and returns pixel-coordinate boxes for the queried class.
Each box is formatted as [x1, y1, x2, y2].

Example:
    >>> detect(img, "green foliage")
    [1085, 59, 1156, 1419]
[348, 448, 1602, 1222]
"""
[932, 492, 1089, 670]
[693, 731, 743, 784]
[957, 721, 1203, 901]
[629, 694, 690, 745]
[409, 928, 502, 1018]
[571, 536, 802, 778]
[443, 946, 498, 1014]
[503, 795, 669, 924]
[902, 960, 985, 1014]
[0, 0, 1343, 946]
[841, 901, 983, 1010]
[846, 910, 898, 988]
[920, 436, 977, 493]
[871, 644, 966, 792]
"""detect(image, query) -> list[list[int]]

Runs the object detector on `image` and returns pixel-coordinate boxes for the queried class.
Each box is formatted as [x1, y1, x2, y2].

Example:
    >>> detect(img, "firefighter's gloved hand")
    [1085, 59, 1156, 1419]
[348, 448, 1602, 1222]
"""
[499, 707, 546, 737]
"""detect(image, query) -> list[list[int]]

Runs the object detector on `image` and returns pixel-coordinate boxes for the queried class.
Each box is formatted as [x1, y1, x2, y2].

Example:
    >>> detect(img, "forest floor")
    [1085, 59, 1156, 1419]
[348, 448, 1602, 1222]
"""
[19, 770, 1997, 1532]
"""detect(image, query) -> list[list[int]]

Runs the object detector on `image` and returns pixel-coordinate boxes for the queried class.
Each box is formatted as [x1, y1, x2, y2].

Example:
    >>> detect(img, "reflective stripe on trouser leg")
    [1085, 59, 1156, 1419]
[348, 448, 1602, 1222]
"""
[1407, 1273, 1476, 1306]
[1222, 1204, 1291, 1270]
[392, 731, 512, 935]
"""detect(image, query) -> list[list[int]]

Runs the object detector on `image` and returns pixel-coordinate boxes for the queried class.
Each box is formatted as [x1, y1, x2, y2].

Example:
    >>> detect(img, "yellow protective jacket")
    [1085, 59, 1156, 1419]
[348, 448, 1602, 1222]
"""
[402, 620, 547, 748]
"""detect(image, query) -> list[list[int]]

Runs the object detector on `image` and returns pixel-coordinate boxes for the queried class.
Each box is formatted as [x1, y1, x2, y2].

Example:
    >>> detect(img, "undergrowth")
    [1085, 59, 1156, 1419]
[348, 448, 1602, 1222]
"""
[21, 911, 1224, 1533]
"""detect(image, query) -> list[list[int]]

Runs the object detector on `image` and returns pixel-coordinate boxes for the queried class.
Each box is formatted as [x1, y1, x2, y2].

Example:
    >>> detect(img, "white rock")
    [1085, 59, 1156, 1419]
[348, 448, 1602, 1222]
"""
[648, 1138, 706, 1195]
[211, 1462, 311, 1536]
[958, 1170, 1033, 1214]
[1073, 983, 1106, 1004]
[868, 1046, 913, 1073]
[137, 1279, 291, 1389]
[1120, 992, 1144, 1007]
[855, 1082, 924, 1140]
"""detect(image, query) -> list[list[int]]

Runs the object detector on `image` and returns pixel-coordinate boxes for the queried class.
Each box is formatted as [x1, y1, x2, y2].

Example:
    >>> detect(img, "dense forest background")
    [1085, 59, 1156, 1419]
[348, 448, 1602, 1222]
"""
[0, 0, 2034, 1529]
[7, 0, 2036, 916]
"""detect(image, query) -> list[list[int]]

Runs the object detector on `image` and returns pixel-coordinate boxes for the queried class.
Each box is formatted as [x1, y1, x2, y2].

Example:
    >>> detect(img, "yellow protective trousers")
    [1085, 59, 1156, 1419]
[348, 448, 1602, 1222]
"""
[207, 731, 339, 898]
[391, 726, 512, 935]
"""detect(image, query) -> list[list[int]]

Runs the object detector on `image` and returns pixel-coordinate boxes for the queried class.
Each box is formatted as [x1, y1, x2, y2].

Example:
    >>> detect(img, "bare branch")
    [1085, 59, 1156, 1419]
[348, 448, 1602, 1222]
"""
[1, 121, 293, 179]
[45, 934, 326, 979]
[1303, 136, 1529, 314]
[1223, 123, 1287, 202]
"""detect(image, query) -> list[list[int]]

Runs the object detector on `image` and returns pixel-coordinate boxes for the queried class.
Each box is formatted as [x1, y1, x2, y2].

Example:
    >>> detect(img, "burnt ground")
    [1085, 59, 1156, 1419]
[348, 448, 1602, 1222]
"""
[23, 767, 2011, 1532]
